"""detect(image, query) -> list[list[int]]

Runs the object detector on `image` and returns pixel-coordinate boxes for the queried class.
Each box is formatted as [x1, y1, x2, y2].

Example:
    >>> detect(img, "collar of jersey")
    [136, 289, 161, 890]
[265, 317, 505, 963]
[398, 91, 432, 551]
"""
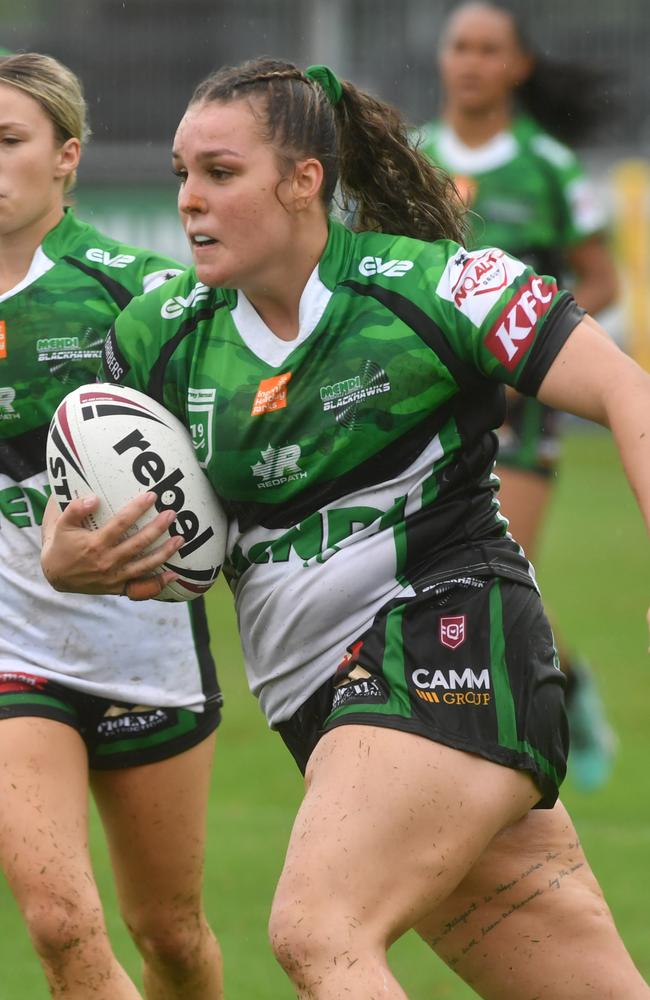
[40, 206, 87, 260]
[435, 122, 519, 174]
[0, 244, 55, 303]
[230, 218, 353, 368]
[0, 209, 82, 302]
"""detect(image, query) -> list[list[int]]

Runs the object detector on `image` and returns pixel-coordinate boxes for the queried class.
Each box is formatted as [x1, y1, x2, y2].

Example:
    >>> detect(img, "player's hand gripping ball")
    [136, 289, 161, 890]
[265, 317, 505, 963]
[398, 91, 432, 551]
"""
[46, 383, 227, 601]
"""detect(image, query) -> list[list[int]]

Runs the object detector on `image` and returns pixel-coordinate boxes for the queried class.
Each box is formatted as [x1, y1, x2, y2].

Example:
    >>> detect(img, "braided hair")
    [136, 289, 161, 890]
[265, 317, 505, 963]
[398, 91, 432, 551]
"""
[188, 58, 467, 244]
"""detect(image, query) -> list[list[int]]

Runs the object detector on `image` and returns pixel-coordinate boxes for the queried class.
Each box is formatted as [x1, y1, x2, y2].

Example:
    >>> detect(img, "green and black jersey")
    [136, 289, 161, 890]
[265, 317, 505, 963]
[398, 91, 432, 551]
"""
[0, 209, 217, 711]
[102, 219, 583, 724]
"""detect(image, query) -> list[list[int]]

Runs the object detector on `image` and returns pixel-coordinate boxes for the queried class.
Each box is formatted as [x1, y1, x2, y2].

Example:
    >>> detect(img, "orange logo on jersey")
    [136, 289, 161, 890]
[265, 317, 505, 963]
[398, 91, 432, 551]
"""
[251, 372, 292, 416]
[0, 321, 6, 359]
[452, 174, 478, 207]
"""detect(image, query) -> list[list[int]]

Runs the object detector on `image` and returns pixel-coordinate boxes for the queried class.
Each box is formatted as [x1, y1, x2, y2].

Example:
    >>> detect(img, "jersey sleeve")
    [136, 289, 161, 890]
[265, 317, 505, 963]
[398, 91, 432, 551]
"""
[99, 294, 158, 393]
[98, 271, 204, 424]
[530, 133, 607, 244]
[432, 243, 585, 395]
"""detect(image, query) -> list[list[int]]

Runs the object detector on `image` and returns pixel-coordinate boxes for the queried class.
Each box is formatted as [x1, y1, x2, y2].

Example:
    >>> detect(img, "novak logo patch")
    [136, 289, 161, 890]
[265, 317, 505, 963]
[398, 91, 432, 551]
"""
[358, 256, 414, 278]
[439, 615, 466, 650]
[436, 247, 526, 326]
[252, 443, 307, 489]
[485, 276, 557, 370]
[251, 372, 292, 416]
[0, 320, 6, 359]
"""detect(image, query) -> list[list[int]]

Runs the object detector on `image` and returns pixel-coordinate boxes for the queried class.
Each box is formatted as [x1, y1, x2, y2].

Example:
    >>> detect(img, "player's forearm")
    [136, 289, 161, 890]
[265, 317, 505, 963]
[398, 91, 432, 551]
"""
[601, 360, 650, 536]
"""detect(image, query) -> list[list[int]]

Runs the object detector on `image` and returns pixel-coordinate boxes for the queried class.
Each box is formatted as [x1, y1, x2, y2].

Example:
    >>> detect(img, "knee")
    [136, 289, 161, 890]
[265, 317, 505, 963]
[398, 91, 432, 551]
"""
[269, 894, 325, 983]
[269, 887, 356, 981]
[23, 896, 105, 968]
[126, 905, 211, 978]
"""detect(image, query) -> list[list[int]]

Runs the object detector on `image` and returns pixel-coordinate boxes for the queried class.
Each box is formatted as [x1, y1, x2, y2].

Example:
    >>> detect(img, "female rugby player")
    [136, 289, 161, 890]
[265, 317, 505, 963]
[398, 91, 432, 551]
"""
[42, 58, 650, 998]
[0, 53, 222, 999]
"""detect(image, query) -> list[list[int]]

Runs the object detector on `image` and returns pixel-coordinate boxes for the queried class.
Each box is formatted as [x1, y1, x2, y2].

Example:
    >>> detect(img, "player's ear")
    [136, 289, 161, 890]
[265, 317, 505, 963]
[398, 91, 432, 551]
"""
[54, 136, 81, 183]
[289, 158, 324, 212]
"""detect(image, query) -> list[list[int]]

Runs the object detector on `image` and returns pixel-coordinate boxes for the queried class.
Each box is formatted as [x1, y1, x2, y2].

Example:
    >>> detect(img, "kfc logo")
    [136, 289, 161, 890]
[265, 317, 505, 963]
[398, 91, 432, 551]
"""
[439, 615, 466, 650]
[485, 276, 557, 370]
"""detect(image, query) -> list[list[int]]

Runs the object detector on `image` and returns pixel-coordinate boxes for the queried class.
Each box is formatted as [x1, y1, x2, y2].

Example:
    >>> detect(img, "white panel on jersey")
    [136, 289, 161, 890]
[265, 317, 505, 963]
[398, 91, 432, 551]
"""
[232, 264, 333, 367]
[434, 124, 520, 174]
[231, 429, 449, 725]
[0, 246, 55, 303]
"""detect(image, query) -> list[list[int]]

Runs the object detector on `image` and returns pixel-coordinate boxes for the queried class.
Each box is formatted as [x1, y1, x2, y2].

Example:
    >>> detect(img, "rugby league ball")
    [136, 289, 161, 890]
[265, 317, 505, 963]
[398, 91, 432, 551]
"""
[46, 383, 226, 601]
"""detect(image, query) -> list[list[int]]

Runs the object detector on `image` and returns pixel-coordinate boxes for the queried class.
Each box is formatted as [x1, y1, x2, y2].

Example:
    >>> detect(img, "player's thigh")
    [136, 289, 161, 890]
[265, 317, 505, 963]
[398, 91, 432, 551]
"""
[90, 730, 217, 921]
[272, 725, 540, 945]
[415, 799, 649, 999]
[0, 714, 95, 911]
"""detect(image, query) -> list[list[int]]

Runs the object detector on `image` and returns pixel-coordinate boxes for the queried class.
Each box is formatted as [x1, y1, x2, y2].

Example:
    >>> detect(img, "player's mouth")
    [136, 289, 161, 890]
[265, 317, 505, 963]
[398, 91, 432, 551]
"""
[190, 233, 218, 248]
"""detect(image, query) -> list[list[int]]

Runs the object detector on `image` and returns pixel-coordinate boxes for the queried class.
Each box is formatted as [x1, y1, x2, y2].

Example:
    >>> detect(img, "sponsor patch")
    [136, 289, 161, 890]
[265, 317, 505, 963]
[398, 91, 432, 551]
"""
[0, 320, 6, 359]
[251, 372, 292, 416]
[331, 676, 387, 711]
[188, 386, 216, 467]
[436, 247, 527, 327]
[97, 705, 170, 739]
[161, 281, 210, 319]
[439, 615, 466, 650]
[319, 360, 390, 429]
[0, 385, 19, 421]
[102, 327, 131, 383]
[251, 443, 307, 489]
[485, 276, 557, 370]
[0, 671, 48, 693]
[452, 174, 478, 207]
[358, 256, 414, 278]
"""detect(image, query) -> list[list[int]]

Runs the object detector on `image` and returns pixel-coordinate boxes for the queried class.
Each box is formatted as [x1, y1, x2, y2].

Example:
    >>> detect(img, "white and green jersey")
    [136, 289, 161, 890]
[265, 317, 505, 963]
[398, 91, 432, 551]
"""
[102, 219, 583, 725]
[419, 115, 605, 277]
[0, 209, 218, 711]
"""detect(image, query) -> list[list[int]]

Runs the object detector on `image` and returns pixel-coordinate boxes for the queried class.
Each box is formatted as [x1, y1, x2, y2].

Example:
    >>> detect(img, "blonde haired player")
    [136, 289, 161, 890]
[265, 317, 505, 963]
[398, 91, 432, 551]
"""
[0, 53, 222, 999]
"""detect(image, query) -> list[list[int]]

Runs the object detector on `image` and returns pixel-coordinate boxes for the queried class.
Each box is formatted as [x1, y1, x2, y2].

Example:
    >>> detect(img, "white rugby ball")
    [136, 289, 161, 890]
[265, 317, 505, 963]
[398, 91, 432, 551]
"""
[46, 383, 226, 601]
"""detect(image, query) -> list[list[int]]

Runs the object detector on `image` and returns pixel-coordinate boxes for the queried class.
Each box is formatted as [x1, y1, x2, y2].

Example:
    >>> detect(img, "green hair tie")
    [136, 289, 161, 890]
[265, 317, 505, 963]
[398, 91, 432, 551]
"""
[305, 64, 343, 106]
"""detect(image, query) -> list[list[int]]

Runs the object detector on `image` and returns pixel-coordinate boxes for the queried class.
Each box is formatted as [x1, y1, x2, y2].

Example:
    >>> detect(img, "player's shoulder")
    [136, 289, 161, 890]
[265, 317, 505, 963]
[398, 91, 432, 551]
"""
[515, 115, 580, 171]
[44, 208, 185, 293]
[344, 226, 462, 287]
[117, 266, 226, 331]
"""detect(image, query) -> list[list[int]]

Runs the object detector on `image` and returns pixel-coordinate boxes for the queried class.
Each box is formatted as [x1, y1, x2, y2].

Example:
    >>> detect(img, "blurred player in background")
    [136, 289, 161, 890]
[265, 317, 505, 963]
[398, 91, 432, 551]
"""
[0, 53, 222, 999]
[41, 57, 650, 998]
[420, 0, 620, 791]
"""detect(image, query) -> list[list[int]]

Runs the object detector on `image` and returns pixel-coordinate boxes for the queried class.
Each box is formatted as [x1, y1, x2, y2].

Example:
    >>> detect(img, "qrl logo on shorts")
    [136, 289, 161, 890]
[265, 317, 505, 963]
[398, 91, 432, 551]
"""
[439, 615, 466, 650]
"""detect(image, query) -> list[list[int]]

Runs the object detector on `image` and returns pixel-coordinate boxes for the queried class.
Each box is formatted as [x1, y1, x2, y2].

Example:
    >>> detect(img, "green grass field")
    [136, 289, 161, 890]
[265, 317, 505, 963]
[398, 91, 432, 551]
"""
[0, 428, 647, 998]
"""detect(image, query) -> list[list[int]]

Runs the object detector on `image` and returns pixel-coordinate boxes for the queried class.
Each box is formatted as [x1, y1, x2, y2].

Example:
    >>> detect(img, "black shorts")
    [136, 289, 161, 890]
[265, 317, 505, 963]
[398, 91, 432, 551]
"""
[277, 577, 568, 808]
[497, 395, 562, 478]
[0, 672, 222, 769]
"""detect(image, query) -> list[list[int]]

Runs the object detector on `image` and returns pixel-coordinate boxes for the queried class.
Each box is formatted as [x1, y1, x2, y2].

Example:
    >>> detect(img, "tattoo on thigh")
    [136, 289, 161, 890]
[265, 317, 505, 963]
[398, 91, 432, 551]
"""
[429, 845, 585, 967]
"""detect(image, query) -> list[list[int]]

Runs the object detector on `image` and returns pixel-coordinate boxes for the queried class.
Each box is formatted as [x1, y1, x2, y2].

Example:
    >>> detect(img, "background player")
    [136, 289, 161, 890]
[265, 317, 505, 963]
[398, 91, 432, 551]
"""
[41, 59, 650, 998]
[419, 0, 620, 790]
[0, 53, 222, 999]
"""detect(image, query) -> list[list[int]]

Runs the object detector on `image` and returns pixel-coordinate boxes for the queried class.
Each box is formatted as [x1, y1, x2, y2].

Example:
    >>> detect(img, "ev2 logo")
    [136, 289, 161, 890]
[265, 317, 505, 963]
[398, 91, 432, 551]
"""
[358, 256, 414, 278]
[161, 282, 211, 319]
[86, 248, 136, 268]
